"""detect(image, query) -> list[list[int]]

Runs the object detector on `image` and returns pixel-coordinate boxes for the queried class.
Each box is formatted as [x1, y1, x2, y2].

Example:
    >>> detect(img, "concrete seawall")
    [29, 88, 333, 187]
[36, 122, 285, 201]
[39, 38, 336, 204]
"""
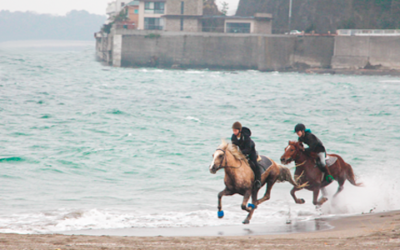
[332, 36, 400, 69]
[96, 30, 400, 71]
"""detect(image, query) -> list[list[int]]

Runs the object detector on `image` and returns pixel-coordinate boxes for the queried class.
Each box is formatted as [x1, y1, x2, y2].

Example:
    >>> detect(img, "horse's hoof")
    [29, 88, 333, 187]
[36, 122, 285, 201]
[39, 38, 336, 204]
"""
[242, 220, 250, 224]
[297, 198, 305, 204]
[218, 210, 224, 218]
[320, 197, 328, 204]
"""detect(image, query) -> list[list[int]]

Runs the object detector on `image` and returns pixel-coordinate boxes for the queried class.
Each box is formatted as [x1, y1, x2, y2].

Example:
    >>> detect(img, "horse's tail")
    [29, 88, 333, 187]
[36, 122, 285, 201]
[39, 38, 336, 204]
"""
[278, 165, 308, 189]
[345, 163, 363, 187]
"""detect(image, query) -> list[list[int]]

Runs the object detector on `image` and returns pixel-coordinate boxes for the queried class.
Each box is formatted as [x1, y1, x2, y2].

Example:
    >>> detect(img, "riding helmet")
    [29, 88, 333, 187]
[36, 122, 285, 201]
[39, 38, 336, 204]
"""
[232, 121, 242, 130]
[294, 123, 306, 133]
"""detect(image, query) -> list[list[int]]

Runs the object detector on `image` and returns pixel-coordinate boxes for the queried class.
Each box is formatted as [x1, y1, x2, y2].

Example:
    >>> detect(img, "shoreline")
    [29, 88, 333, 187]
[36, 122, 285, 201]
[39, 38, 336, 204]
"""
[96, 61, 400, 77]
[1, 210, 399, 249]
[304, 68, 400, 76]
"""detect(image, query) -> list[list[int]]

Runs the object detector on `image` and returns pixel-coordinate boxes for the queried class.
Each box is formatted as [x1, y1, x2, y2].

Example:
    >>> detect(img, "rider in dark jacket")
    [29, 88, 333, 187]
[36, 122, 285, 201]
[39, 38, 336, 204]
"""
[294, 123, 334, 183]
[231, 122, 261, 189]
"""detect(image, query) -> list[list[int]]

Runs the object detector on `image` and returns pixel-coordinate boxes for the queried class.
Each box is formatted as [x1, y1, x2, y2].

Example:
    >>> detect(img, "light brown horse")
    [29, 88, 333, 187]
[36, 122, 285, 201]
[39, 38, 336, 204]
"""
[209, 141, 299, 224]
[280, 141, 362, 206]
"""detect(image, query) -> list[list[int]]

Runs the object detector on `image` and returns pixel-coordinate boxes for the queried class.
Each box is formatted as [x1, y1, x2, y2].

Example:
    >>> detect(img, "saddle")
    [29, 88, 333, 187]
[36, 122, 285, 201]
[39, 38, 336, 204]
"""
[247, 155, 273, 174]
[326, 155, 337, 167]
[315, 155, 337, 169]
[257, 155, 273, 173]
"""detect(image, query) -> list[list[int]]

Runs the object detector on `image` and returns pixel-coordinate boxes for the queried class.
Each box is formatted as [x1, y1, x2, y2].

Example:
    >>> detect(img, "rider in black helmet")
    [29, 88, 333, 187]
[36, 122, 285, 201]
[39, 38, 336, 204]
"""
[294, 123, 334, 183]
[231, 122, 262, 189]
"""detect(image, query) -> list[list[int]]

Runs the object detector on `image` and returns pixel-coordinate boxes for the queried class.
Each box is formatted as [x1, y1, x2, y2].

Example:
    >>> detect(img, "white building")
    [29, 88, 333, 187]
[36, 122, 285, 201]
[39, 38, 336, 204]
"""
[106, 0, 128, 23]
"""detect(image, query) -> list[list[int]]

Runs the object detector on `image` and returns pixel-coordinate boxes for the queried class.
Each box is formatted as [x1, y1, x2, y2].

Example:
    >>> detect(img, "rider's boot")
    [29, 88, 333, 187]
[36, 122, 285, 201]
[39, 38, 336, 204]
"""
[317, 154, 334, 183]
[253, 163, 262, 189]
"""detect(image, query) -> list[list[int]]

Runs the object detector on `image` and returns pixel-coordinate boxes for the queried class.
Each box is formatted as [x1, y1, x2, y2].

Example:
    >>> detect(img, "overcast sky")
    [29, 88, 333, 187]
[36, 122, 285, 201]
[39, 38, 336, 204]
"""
[0, 0, 240, 16]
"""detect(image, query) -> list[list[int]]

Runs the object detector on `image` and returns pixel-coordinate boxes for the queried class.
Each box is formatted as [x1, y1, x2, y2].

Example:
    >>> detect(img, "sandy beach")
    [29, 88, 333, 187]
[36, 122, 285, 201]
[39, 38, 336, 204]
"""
[1, 210, 399, 249]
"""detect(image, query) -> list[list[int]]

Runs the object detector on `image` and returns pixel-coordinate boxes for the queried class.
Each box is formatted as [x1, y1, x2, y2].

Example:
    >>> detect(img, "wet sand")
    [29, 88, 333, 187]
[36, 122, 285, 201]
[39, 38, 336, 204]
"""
[1, 210, 400, 249]
[61, 217, 332, 237]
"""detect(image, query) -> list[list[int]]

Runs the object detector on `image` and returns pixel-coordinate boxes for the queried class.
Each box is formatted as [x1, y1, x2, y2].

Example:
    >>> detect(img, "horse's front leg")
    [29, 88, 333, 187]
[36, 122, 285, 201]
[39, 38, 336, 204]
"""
[291, 172, 306, 204]
[313, 187, 328, 206]
[217, 188, 234, 218]
[242, 190, 255, 224]
[290, 186, 305, 204]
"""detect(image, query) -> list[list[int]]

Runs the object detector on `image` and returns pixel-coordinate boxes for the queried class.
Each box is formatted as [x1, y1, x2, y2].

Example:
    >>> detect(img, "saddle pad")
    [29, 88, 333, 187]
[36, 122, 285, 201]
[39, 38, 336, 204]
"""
[258, 155, 273, 173]
[326, 155, 337, 167]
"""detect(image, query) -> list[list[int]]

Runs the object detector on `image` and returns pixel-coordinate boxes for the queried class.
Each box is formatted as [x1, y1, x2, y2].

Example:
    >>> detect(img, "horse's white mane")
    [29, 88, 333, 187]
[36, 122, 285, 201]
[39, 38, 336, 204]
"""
[218, 139, 247, 162]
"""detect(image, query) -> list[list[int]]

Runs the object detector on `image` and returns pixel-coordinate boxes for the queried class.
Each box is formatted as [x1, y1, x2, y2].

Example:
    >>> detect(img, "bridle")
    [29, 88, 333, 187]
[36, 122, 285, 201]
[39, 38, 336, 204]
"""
[215, 148, 243, 169]
[285, 144, 306, 167]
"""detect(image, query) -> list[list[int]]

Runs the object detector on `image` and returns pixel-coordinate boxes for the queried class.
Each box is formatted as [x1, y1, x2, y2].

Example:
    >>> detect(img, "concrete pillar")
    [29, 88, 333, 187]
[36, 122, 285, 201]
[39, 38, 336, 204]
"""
[257, 36, 267, 71]
[113, 34, 122, 67]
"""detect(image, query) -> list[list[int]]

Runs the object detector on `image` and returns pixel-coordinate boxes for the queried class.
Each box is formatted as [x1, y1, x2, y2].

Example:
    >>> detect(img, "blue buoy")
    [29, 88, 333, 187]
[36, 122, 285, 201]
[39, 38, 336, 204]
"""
[248, 203, 255, 209]
[218, 210, 224, 218]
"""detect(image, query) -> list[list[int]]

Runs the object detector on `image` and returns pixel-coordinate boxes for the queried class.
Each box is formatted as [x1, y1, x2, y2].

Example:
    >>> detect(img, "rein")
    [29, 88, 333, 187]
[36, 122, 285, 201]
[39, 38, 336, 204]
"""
[216, 149, 243, 169]
[295, 160, 307, 167]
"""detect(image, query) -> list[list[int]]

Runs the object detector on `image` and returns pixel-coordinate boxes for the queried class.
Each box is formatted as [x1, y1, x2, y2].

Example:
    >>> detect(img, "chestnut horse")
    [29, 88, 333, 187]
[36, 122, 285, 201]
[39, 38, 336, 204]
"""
[280, 141, 362, 206]
[209, 141, 300, 224]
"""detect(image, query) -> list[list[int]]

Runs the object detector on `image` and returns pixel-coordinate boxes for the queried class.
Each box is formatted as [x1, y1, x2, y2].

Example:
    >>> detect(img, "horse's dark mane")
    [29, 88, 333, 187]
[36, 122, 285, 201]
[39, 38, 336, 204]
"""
[289, 141, 314, 160]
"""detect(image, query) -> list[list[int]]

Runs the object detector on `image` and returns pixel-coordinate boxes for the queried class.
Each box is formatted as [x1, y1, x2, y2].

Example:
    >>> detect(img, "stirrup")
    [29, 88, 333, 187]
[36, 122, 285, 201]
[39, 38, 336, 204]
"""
[325, 175, 334, 182]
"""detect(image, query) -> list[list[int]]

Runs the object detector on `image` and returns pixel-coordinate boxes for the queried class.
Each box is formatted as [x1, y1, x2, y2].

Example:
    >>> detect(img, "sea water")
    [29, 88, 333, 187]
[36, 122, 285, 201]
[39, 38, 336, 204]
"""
[0, 41, 399, 234]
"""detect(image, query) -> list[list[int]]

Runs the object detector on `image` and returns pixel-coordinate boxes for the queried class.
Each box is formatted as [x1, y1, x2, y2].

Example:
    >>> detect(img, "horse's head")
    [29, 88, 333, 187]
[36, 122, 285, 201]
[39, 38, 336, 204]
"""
[280, 141, 304, 165]
[209, 149, 227, 174]
[209, 141, 229, 174]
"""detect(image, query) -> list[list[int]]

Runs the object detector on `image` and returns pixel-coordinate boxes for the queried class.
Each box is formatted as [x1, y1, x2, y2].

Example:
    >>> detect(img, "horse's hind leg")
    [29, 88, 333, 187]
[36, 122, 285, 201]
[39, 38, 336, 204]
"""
[217, 188, 234, 218]
[333, 178, 345, 198]
[241, 191, 254, 224]
[257, 177, 276, 206]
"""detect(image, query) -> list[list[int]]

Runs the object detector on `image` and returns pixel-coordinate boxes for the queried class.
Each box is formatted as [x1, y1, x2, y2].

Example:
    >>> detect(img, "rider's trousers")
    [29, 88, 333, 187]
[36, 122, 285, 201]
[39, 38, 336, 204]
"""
[317, 152, 327, 167]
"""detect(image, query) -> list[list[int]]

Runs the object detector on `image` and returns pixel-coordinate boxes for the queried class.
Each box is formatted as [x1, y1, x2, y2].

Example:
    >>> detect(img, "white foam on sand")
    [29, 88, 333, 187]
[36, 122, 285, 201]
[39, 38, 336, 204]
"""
[0, 204, 323, 235]
[0, 165, 397, 235]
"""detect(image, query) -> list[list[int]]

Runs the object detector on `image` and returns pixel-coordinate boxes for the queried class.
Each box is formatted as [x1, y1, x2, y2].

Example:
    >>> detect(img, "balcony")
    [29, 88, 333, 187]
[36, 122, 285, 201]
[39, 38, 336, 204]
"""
[144, 9, 164, 14]
[144, 24, 163, 30]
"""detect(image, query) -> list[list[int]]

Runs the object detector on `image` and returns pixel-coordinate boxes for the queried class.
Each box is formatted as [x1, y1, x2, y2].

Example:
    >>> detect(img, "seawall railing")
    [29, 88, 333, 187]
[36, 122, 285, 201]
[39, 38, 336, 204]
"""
[337, 29, 400, 36]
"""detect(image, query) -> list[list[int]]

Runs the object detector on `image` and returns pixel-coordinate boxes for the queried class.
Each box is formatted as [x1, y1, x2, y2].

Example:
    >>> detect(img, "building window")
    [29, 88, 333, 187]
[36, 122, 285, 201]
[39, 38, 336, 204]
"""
[154, 2, 165, 14]
[144, 17, 163, 30]
[144, 2, 153, 12]
[180, 18, 183, 31]
[144, 2, 164, 14]
[134, 9, 138, 14]
[226, 23, 251, 33]
[181, 1, 184, 14]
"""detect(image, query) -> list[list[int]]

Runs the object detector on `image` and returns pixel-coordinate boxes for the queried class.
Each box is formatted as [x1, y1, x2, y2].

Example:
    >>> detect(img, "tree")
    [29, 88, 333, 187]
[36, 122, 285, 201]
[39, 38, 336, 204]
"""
[221, 1, 229, 15]
[113, 9, 128, 22]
